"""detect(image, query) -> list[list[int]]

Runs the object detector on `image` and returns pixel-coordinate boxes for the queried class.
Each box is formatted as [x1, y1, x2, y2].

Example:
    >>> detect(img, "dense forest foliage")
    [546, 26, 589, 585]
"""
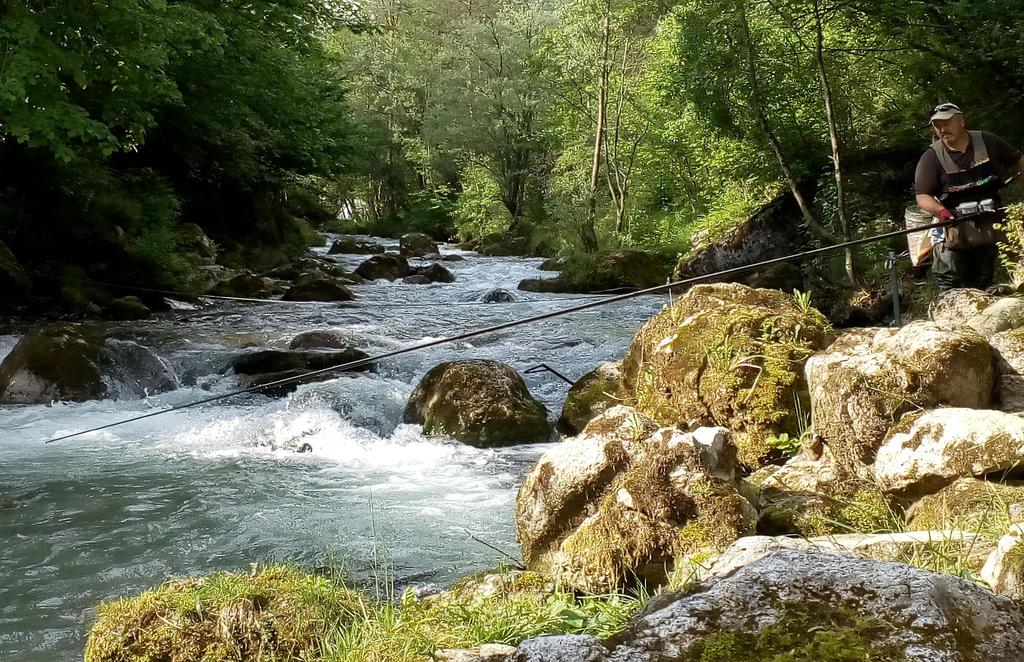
[2, 0, 1022, 302]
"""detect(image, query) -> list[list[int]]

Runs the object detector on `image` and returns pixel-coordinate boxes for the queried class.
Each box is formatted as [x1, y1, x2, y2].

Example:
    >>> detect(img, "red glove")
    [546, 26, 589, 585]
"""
[938, 208, 954, 221]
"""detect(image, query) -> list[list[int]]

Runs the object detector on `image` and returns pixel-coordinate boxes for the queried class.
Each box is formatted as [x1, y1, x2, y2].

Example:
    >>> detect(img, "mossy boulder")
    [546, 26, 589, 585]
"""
[982, 524, 1024, 599]
[755, 454, 898, 537]
[586, 250, 666, 291]
[539, 257, 566, 272]
[516, 406, 755, 593]
[281, 277, 354, 302]
[990, 329, 1024, 412]
[403, 360, 552, 447]
[103, 296, 152, 321]
[510, 549, 1024, 662]
[0, 240, 31, 303]
[0, 324, 176, 403]
[84, 566, 366, 662]
[354, 253, 410, 281]
[399, 232, 439, 258]
[875, 408, 1024, 500]
[209, 271, 275, 299]
[556, 361, 623, 436]
[930, 289, 1024, 339]
[328, 235, 385, 255]
[806, 323, 993, 475]
[621, 283, 833, 469]
[908, 477, 1024, 533]
[0, 323, 106, 403]
[180, 222, 218, 260]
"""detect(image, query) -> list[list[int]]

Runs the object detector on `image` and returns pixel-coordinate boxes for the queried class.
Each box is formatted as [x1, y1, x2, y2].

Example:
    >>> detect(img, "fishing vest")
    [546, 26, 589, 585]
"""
[930, 130, 1002, 208]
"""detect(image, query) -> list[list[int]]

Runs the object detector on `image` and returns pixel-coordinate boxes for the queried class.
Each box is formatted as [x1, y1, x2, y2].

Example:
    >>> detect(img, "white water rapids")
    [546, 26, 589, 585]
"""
[0, 238, 666, 660]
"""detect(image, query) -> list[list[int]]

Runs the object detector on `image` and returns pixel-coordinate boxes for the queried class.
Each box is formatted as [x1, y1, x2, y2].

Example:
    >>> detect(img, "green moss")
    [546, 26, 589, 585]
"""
[910, 478, 1024, 538]
[691, 602, 904, 661]
[85, 566, 367, 662]
[759, 479, 901, 537]
[621, 284, 832, 469]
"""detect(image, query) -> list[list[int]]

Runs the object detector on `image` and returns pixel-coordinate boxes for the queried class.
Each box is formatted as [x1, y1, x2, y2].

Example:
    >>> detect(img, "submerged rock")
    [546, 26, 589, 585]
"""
[621, 283, 832, 469]
[403, 360, 552, 447]
[510, 549, 1024, 661]
[556, 361, 623, 436]
[806, 323, 992, 475]
[399, 233, 439, 258]
[232, 348, 371, 395]
[482, 289, 516, 303]
[354, 253, 410, 281]
[516, 406, 755, 592]
[875, 408, 1024, 499]
[289, 330, 354, 351]
[402, 275, 431, 285]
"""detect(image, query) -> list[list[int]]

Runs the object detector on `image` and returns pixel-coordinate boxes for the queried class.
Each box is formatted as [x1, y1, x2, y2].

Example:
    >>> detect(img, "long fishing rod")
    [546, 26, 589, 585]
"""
[44, 211, 996, 444]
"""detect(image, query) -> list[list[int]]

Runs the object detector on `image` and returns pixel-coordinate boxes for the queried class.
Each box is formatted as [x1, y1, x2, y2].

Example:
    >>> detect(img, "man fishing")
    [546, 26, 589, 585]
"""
[915, 103, 1024, 291]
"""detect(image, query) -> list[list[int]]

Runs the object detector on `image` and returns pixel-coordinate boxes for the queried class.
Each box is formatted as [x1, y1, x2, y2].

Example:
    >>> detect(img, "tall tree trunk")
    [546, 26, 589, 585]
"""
[737, 0, 839, 244]
[813, 0, 856, 284]
[581, 8, 610, 253]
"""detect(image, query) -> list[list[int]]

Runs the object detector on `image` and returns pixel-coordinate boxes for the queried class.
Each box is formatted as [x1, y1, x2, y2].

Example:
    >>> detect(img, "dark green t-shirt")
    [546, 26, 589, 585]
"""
[915, 130, 1022, 197]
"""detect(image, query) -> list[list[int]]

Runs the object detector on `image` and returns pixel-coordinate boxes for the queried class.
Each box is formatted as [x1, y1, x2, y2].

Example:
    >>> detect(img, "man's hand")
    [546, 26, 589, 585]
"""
[917, 193, 950, 219]
[938, 208, 954, 221]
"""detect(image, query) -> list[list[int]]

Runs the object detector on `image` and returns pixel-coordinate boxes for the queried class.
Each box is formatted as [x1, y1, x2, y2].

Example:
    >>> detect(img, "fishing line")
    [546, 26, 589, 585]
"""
[44, 212, 992, 444]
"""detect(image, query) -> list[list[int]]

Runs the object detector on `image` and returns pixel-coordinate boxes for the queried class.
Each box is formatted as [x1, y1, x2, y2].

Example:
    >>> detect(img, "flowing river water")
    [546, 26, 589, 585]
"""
[0, 237, 666, 660]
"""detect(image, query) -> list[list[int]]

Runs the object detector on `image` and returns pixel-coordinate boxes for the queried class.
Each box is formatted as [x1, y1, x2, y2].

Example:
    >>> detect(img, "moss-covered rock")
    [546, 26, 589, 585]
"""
[538, 257, 566, 272]
[519, 251, 668, 295]
[0, 323, 106, 403]
[875, 409, 1024, 500]
[399, 232, 439, 258]
[354, 253, 410, 281]
[930, 289, 1024, 339]
[621, 283, 833, 469]
[281, 277, 354, 302]
[84, 566, 366, 662]
[755, 454, 899, 537]
[104, 296, 152, 321]
[556, 361, 623, 436]
[907, 477, 1024, 533]
[403, 360, 552, 447]
[806, 323, 993, 475]
[328, 235, 385, 255]
[511, 548, 1024, 661]
[180, 223, 218, 260]
[516, 406, 755, 593]
[209, 271, 275, 299]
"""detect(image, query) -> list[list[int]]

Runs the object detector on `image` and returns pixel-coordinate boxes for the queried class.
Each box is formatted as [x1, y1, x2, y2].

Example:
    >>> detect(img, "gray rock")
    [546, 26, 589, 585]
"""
[931, 289, 1024, 338]
[482, 289, 516, 303]
[981, 523, 1024, 599]
[990, 329, 1024, 412]
[354, 254, 410, 281]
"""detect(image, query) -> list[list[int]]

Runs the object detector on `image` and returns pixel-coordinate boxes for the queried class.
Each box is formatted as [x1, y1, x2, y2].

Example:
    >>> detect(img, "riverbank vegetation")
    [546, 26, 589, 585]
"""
[3, 0, 1024, 309]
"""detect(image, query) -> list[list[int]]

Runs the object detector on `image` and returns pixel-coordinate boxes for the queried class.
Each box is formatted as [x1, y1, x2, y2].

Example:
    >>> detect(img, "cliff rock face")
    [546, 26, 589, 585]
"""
[403, 360, 552, 447]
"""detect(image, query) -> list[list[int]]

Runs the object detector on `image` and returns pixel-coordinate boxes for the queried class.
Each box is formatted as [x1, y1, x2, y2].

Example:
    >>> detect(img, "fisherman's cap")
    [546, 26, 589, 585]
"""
[930, 103, 963, 122]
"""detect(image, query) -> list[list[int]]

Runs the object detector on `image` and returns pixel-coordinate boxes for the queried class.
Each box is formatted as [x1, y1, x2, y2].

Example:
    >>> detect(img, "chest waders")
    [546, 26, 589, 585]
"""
[931, 131, 1003, 291]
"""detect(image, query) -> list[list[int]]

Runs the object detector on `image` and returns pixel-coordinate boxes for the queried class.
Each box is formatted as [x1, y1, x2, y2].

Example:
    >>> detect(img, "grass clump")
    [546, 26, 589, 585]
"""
[85, 566, 367, 662]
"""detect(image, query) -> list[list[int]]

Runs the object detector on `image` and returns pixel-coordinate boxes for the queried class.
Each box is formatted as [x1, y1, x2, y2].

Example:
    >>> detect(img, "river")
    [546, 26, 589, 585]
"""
[0, 237, 666, 660]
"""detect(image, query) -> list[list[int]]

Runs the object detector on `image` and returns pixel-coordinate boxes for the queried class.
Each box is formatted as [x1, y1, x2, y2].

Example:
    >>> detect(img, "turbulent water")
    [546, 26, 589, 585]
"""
[0, 238, 666, 660]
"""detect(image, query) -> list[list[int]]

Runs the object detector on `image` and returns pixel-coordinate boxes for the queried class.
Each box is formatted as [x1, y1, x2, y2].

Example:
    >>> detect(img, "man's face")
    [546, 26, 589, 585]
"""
[932, 115, 967, 147]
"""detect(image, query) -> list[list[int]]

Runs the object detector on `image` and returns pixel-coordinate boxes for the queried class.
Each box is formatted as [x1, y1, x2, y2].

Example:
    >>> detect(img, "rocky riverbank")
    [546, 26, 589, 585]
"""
[74, 281, 1024, 661]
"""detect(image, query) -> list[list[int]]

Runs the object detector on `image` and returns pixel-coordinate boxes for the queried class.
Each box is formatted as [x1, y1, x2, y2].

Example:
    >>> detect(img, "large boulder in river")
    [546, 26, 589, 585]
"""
[411, 262, 455, 283]
[209, 271, 275, 299]
[509, 548, 1024, 662]
[0, 323, 176, 404]
[806, 323, 992, 475]
[621, 283, 833, 469]
[930, 289, 1024, 339]
[354, 254, 409, 281]
[556, 361, 623, 436]
[403, 360, 552, 447]
[289, 330, 354, 351]
[232, 348, 371, 395]
[874, 408, 1024, 500]
[328, 235, 384, 255]
[281, 277, 354, 302]
[516, 406, 755, 592]
[399, 233, 439, 258]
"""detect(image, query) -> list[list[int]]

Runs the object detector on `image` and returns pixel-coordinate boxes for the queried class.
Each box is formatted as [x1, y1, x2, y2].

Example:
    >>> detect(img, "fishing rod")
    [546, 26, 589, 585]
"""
[44, 210, 1006, 444]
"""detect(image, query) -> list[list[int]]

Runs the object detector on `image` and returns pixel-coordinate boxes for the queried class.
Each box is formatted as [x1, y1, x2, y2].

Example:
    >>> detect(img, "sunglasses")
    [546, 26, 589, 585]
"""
[933, 103, 962, 113]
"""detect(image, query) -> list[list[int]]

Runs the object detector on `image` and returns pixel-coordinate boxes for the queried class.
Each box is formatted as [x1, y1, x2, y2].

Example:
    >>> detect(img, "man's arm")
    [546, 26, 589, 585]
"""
[916, 193, 949, 218]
